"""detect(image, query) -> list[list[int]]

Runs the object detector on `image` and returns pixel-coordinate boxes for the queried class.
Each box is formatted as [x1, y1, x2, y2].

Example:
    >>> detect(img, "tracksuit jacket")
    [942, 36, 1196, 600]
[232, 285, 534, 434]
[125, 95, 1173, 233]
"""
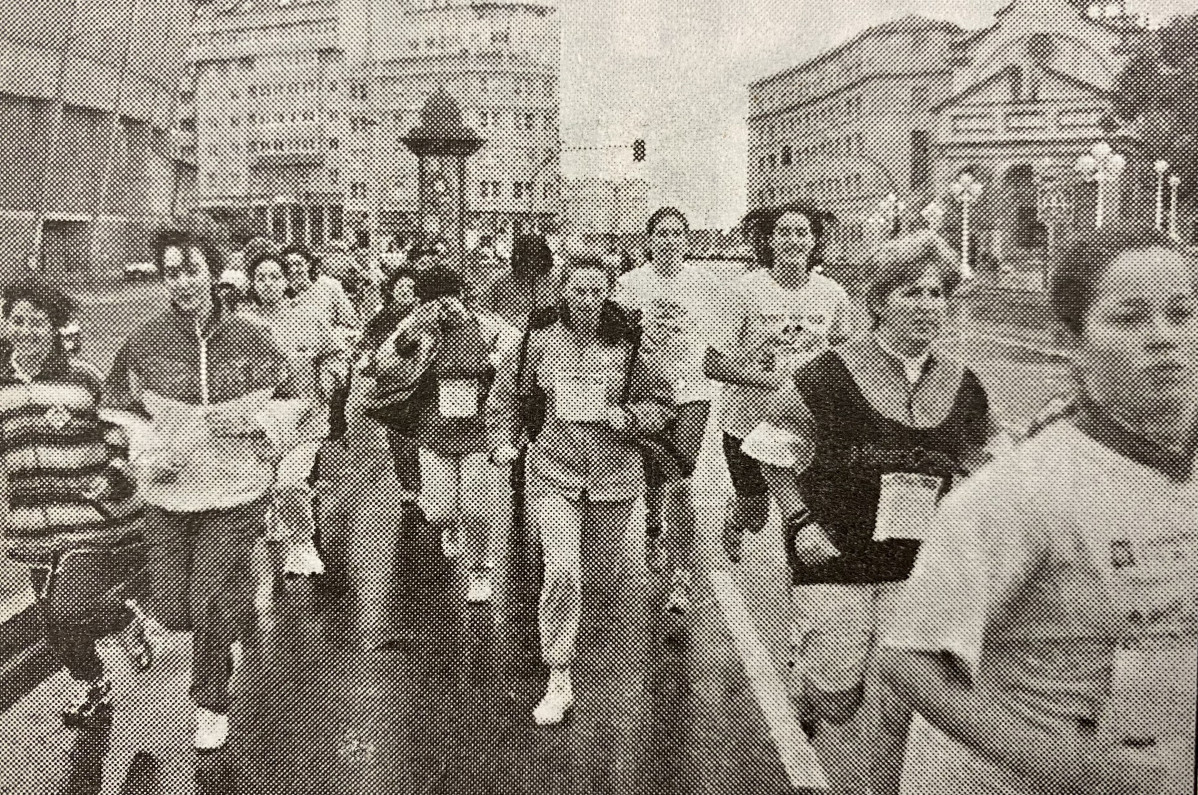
[103, 305, 303, 513]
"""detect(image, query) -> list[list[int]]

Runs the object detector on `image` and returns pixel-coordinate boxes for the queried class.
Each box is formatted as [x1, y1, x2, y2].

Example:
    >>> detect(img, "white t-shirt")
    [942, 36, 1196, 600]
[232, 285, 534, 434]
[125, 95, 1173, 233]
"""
[712, 269, 850, 438]
[884, 420, 1197, 795]
[612, 263, 729, 403]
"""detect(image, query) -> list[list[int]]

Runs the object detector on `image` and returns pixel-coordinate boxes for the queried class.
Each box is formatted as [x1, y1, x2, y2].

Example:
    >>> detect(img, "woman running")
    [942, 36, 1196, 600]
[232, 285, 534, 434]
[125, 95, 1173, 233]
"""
[105, 229, 301, 751]
[486, 256, 675, 725]
[378, 269, 515, 603]
[244, 251, 348, 586]
[705, 203, 851, 563]
[281, 245, 360, 338]
[878, 222, 1196, 795]
[611, 207, 728, 613]
[0, 280, 143, 730]
[741, 231, 997, 794]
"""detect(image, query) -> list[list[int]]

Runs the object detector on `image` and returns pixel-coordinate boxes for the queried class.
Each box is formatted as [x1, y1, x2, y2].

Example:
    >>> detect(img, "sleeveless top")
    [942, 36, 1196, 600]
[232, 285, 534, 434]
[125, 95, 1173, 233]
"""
[789, 349, 989, 584]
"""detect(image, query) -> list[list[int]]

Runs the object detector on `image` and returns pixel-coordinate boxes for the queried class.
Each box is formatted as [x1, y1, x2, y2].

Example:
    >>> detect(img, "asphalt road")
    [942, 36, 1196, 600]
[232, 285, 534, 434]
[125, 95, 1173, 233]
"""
[0, 271, 1072, 795]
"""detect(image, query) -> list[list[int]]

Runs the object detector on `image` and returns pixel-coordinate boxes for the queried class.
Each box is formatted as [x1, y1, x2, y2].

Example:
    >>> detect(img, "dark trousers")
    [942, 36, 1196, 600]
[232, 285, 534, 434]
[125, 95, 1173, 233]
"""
[142, 498, 266, 713]
[29, 567, 104, 683]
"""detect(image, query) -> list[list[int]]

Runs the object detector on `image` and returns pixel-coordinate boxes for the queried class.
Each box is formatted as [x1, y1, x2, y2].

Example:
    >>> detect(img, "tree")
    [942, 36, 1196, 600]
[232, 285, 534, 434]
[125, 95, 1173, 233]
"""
[1109, 13, 1198, 203]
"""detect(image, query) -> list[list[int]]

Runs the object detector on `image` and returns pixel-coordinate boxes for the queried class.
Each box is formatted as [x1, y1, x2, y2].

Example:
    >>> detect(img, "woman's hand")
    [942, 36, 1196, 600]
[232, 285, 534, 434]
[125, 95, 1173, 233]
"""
[605, 406, 633, 432]
[489, 445, 519, 466]
[791, 521, 840, 566]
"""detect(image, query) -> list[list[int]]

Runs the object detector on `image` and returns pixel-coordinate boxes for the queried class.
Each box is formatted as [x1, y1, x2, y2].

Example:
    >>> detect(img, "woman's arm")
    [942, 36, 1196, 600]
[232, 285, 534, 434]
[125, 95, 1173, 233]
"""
[484, 333, 528, 454]
[703, 346, 786, 390]
[877, 649, 1163, 795]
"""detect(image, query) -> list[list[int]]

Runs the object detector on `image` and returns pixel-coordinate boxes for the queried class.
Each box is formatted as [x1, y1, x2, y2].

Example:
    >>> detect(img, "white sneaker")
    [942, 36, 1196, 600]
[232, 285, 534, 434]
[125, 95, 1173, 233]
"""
[465, 570, 492, 604]
[532, 669, 574, 726]
[194, 707, 229, 751]
[283, 539, 325, 576]
[441, 522, 461, 559]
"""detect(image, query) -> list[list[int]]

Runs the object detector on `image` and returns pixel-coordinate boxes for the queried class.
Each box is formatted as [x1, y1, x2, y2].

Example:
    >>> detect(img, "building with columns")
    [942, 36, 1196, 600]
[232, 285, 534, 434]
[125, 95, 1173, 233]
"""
[0, 0, 196, 282]
[747, 0, 1165, 269]
[183, 0, 560, 251]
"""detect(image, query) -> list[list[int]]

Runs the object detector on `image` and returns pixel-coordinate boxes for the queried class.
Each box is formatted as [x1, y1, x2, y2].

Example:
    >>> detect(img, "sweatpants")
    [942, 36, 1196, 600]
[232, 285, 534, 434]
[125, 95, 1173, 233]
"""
[385, 428, 421, 494]
[531, 490, 635, 669]
[268, 439, 322, 544]
[28, 567, 104, 682]
[142, 498, 266, 713]
[417, 448, 509, 569]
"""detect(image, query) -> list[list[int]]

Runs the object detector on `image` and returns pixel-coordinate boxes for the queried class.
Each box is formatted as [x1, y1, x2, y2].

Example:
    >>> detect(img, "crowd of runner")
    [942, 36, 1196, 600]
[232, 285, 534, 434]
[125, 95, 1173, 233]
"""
[0, 207, 1194, 794]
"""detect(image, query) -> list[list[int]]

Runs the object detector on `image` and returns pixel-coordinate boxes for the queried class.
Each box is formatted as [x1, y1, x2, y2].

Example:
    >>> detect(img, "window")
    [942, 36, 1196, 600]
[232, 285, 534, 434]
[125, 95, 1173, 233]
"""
[480, 181, 490, 198]
[329, 168, 339, 185]
[910, 130, 931, 189]
[513, 182, 524, 200]
[768, 154, 777, 170]
[912, 85, 929, 110]
[230, 116, 239, 127]
[781, 146, 792, 167]
[329, 137, 339, 149]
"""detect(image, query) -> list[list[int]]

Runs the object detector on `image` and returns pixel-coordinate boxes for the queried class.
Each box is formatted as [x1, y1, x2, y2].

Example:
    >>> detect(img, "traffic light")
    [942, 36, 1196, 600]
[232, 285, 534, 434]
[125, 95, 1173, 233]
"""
[632, 139, 645, 162]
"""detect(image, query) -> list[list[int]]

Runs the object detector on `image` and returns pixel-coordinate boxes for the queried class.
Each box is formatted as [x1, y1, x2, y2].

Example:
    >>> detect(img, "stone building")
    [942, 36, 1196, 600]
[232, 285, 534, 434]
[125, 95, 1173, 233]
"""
[0, 0, 197, 282]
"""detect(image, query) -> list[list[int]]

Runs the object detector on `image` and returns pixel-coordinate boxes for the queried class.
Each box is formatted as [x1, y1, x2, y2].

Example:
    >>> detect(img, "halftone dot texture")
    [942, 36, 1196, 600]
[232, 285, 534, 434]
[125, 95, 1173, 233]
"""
[0, 1, 1195, 794]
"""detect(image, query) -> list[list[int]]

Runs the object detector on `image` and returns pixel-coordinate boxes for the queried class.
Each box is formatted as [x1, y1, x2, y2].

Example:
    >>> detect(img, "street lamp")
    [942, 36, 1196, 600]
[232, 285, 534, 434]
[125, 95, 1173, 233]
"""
[951, 171, 983, 281]
[920, 201, 946, 231]
[1153, 160, 1170, 229]
[1074, 141, 1126, 228]
[878, 192, 905, 238]
[1169, 174, 1182, 241]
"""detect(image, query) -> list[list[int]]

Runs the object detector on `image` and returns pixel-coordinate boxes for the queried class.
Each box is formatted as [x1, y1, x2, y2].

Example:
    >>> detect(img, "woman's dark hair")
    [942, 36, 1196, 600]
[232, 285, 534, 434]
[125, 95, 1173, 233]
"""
[281, 244, 318, 281]
[646, 206, 689, 236]
[3, 279, 75, 329]
[245, 251, 286, 305]
[153, 228, 223, 281]
[381, 267, 420, 306]
[416, 268, 464, 303]
[511, 234, 554, 280]
[1051, 222, 1188, 336]
[741, 202, 835, 271]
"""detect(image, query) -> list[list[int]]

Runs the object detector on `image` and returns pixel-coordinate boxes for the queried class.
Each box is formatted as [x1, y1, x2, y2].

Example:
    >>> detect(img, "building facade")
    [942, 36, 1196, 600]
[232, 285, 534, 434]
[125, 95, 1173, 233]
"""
[183, 0, 561, 251]
[747, 0, 1163, 268]
[747, 15, 960, 263]
[0, 0, 197, 283]
[184, 0, 349, 249]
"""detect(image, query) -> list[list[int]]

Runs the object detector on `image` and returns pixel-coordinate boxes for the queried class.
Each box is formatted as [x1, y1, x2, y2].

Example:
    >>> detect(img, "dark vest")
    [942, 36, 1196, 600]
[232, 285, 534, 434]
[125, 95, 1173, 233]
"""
[789, 351, 989, 584]
[418, 316, 495, 457]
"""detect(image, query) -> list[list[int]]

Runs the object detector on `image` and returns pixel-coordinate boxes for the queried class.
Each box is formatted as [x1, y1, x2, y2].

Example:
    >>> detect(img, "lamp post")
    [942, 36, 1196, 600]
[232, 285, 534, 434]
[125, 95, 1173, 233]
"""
[920, 201, 946, 232]
[878, 192, 905, 238]
[1154, 159, 1170, 230]
[1074, 141, 1126, 228]
[951, 172, 983, 281]
[1169, 174, 1182, 241]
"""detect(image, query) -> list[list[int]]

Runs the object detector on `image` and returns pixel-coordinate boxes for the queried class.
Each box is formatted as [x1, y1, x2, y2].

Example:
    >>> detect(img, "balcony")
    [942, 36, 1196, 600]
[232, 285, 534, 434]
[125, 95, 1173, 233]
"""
[251, 151, 325, 169]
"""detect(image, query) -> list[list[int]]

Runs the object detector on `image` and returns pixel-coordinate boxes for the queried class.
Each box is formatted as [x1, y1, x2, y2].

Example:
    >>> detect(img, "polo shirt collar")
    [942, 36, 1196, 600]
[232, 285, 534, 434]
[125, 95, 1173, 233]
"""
[1074, 392, 1197, 482]
[871, 333, 934, 385]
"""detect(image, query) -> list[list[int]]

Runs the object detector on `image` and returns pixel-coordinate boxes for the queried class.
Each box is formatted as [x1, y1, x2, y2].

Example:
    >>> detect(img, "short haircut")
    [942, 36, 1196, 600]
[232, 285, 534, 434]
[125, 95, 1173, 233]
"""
[281, 244, 319, 280]
[245, 251, 286, 304]
[561, 253, 615, 286]
[741, 202, 834, 271]
[646, 207, 689, 236]
[381, 267, 419, 305]
[415, 267, 464, 303]
[2, 278, 75, 329]
[1051, 222, 1188, 336]
[864, 231, 962, 327]
[153, 228, 223, 280]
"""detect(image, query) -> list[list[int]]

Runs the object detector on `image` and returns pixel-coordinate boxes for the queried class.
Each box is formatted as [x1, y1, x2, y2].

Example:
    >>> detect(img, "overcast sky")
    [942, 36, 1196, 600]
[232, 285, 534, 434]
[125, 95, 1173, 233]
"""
[555, 0, 1194, 228]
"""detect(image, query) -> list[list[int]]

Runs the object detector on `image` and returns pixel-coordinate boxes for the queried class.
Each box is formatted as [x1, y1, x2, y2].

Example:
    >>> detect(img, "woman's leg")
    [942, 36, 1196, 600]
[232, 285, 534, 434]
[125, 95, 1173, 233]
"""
[721, 433, 771, 562]
[187, 498, 267, 748]
[460, 451, 508, 603]
[417, 447, 461, 558]
[274, 440, 325, 576]
[530, 490, 583, 724]
[579, 498, 636, 624]
[385, 427, 421, 501]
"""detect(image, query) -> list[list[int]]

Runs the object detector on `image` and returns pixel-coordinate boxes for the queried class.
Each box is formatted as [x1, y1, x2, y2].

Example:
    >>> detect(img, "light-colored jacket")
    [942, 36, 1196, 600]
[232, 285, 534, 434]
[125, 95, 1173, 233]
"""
[485, 321, 675, 502]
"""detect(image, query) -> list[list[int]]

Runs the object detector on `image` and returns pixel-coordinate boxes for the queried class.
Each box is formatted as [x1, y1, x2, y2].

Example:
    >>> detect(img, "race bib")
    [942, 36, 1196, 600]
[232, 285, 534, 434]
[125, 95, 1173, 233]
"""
[438, 379, 479, 418]
[873, 473, 944, 541]
[555, 371, 606, 423]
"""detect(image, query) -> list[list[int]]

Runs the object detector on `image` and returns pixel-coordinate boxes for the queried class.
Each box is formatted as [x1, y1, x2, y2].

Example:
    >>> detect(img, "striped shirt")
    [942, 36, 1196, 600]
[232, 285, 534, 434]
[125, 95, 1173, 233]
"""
[1, 352, 142, 563]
